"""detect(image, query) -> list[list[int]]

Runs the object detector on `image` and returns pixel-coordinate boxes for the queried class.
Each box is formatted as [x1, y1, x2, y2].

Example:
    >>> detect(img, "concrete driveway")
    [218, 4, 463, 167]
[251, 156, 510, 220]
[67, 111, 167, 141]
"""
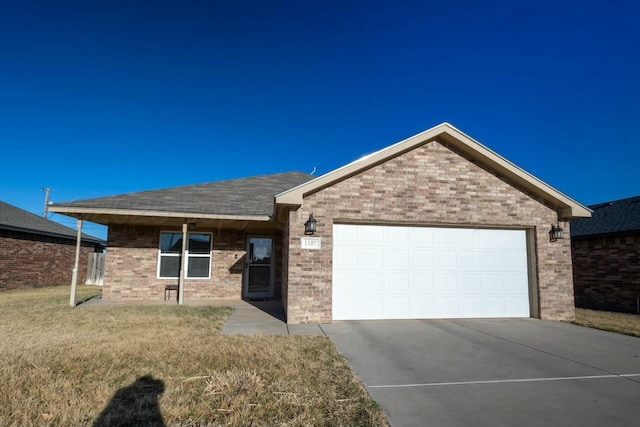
[322, 318, 640, 427]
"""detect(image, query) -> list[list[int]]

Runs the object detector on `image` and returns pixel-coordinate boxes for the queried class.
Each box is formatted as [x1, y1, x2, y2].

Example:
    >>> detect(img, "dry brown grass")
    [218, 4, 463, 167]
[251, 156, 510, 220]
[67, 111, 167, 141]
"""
[0, 286, 388, 426]
[574, 308, 640, 338]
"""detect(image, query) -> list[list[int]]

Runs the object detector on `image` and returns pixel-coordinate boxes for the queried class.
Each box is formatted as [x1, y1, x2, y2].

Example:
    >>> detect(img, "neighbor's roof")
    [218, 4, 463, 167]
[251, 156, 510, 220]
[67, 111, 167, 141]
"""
[50, 172, 314, 222]
[276, 122, 592, 219]
[571, 195, 640, 238]
[0, 200, 104, 244]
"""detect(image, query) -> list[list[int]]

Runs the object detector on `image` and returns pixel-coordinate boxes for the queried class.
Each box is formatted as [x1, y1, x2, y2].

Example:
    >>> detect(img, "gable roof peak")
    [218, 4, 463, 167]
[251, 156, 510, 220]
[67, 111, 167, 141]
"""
[276, 123, 591, 219]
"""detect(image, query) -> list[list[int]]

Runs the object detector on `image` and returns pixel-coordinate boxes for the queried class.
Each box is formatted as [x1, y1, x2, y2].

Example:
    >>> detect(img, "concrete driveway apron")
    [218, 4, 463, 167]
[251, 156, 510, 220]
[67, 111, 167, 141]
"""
[322, 318, 640, 427]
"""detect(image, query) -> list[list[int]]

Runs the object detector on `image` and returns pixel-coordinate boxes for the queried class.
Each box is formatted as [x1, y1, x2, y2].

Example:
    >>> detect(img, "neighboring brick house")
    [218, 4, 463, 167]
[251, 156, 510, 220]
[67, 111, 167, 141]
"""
[50, 123, 591, 323]
[0, 200, 105, 291]
[571, 196, 640, 314]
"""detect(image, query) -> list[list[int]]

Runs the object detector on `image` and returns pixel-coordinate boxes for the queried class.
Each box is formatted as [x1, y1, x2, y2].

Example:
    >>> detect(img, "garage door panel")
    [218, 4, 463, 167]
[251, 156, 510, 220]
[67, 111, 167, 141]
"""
[409, 273, 434, 293]
[504, 273, 528, 293]
[358, 225, 383, 245]
[359, 297, 384, 318]
[502, 230, 526, 248]
[434, 250, 457, 269]
[385, 297, 410, 317]
[434, 296, 459, 317]
[360, 272, 384, 293]
[358, 248, 384, 269]
[334, 271, 358, 294]
[410, 297, 435, 317]
[457, 250, 481, 270]
[460, 296, 483, 317]
[409, 227, 433, 247]
[434, 273, 458, 292]
[456, 229, 480, 248]
[333, 225, 530, 320]
[384, 273, 409, 293]
[333, 225, 358, 245]
[505, 296, 530, 316]
[333, 246, 357, 270]
[503, 252, 528, 271]
[458, 273, 482, 293]
[332, 295, 355, 319]
[384, 248, 409, 269]
[383, 226, 409, 246]
[409, 250, 434, 269]
[433, 228, 458, 247]
[481, 251, 504, 269]
[482, 297, 506, 316]
[481, 274, 504, 291]
[480, 230, 503, 248]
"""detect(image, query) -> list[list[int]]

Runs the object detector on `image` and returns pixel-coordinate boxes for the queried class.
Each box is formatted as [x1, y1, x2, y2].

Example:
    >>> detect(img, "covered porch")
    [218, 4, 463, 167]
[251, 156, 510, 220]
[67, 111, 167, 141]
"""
[54, 212, 292, 310]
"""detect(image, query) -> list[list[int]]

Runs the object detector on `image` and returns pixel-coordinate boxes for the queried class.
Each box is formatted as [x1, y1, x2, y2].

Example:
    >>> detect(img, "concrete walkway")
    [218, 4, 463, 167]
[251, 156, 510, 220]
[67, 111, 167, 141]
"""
[79, 296, 324, 336]
[221, 299, 325, 336]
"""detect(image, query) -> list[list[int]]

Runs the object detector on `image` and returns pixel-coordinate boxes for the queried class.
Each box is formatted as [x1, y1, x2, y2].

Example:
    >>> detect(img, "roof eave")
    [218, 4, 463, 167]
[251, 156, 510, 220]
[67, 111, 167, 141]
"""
[48, 205, 272, 222]
[571, 229, 640, 240]
[0, 223, 104, 245]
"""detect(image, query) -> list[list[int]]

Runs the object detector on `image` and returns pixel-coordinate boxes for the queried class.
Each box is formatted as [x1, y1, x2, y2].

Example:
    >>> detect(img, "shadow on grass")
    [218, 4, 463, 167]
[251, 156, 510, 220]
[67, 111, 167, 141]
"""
[94, 375, 165, 427]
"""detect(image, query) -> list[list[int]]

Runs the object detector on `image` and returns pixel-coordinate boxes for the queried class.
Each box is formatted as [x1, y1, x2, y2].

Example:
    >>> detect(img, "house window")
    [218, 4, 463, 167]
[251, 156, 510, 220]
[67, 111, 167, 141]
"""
[158, 232, 212, 279]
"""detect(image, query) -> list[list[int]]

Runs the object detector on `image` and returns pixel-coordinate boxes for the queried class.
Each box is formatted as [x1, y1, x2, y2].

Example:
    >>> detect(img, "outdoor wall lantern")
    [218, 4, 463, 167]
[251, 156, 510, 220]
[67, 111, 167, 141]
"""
[304, 213, 317, 235]
[549, 222, 564, 242]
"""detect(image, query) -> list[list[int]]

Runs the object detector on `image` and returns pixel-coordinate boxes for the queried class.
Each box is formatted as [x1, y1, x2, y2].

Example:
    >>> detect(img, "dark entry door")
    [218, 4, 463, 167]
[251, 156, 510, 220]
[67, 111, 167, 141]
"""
[244, 237, 274, 298]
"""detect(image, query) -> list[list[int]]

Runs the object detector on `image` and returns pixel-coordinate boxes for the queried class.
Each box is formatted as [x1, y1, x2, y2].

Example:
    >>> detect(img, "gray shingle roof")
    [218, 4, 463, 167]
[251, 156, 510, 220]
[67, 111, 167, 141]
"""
[571, 195, 640, 238]
[0, 200, 104, 244]
[52, 172, 315, 217]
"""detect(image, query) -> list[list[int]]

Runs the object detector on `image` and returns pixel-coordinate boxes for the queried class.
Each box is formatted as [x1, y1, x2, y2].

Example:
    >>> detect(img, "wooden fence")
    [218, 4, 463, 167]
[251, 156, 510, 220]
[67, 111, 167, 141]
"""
[86, 253, 105, 286]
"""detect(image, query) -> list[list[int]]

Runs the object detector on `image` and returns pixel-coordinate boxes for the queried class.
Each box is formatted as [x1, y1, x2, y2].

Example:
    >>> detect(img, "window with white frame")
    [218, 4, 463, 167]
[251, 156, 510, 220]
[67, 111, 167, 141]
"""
[158, 232, 212, 279]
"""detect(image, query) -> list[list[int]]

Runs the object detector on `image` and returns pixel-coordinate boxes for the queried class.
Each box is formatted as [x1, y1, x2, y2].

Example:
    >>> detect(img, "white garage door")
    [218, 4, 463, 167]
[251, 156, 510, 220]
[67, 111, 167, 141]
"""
[332, 224, 530, 320]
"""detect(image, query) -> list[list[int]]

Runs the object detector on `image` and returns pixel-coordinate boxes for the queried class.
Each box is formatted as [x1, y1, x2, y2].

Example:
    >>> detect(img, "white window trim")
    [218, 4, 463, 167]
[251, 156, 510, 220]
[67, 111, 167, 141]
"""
[157, 231, 212, 280]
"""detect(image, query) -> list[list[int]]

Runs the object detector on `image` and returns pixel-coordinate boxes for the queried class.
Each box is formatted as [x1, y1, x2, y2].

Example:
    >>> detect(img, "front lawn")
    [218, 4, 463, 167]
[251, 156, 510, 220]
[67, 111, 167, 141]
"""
[0, 286, 387, 426]
[574, 308, 640, 337]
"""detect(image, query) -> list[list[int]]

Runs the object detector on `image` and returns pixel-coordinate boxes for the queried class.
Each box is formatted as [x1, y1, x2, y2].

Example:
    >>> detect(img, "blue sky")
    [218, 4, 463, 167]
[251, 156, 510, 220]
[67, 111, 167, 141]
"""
[1, 0, 638, 240]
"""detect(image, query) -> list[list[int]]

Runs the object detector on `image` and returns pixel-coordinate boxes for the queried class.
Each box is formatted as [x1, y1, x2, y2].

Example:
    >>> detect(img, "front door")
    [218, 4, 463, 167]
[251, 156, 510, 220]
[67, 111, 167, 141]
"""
[244, 237, 274, 298]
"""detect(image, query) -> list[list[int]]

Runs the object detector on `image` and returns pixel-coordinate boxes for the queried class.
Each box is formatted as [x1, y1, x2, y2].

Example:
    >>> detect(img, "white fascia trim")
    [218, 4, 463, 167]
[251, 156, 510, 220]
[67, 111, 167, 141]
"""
[48, 206, 272, 222]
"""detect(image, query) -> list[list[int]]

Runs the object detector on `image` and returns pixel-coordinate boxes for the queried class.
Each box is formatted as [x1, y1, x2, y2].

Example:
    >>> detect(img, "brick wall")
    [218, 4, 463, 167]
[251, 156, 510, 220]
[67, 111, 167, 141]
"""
[103, 226, 286, 301]
[0, 231, 95, 291]
[103, 226, 248, 300]
[281, 218, 290, 310]
[572, 234, 640, 313]
[286, 139, 574, 323]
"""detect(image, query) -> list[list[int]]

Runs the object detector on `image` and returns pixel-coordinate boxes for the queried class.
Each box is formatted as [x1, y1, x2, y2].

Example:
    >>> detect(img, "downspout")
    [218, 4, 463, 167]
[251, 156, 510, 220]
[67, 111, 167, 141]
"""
[178, 221, 187, 305]
[70, 219, 83, 307]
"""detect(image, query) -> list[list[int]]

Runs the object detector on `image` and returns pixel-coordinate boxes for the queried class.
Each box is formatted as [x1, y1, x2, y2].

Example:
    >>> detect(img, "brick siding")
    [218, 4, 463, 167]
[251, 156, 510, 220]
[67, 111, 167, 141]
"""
[0, 230, 94, 291]
[572, 234, 640, 314]
[102, 226, 283, 301]
[286, 139, 574, 323]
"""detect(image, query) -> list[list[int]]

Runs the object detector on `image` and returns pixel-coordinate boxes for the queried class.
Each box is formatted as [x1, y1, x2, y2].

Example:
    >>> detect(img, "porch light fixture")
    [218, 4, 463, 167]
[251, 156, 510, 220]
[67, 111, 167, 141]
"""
[304, 213, 317, 235]
[549, 222, 564, 242]
[188, 222, 197, 230]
